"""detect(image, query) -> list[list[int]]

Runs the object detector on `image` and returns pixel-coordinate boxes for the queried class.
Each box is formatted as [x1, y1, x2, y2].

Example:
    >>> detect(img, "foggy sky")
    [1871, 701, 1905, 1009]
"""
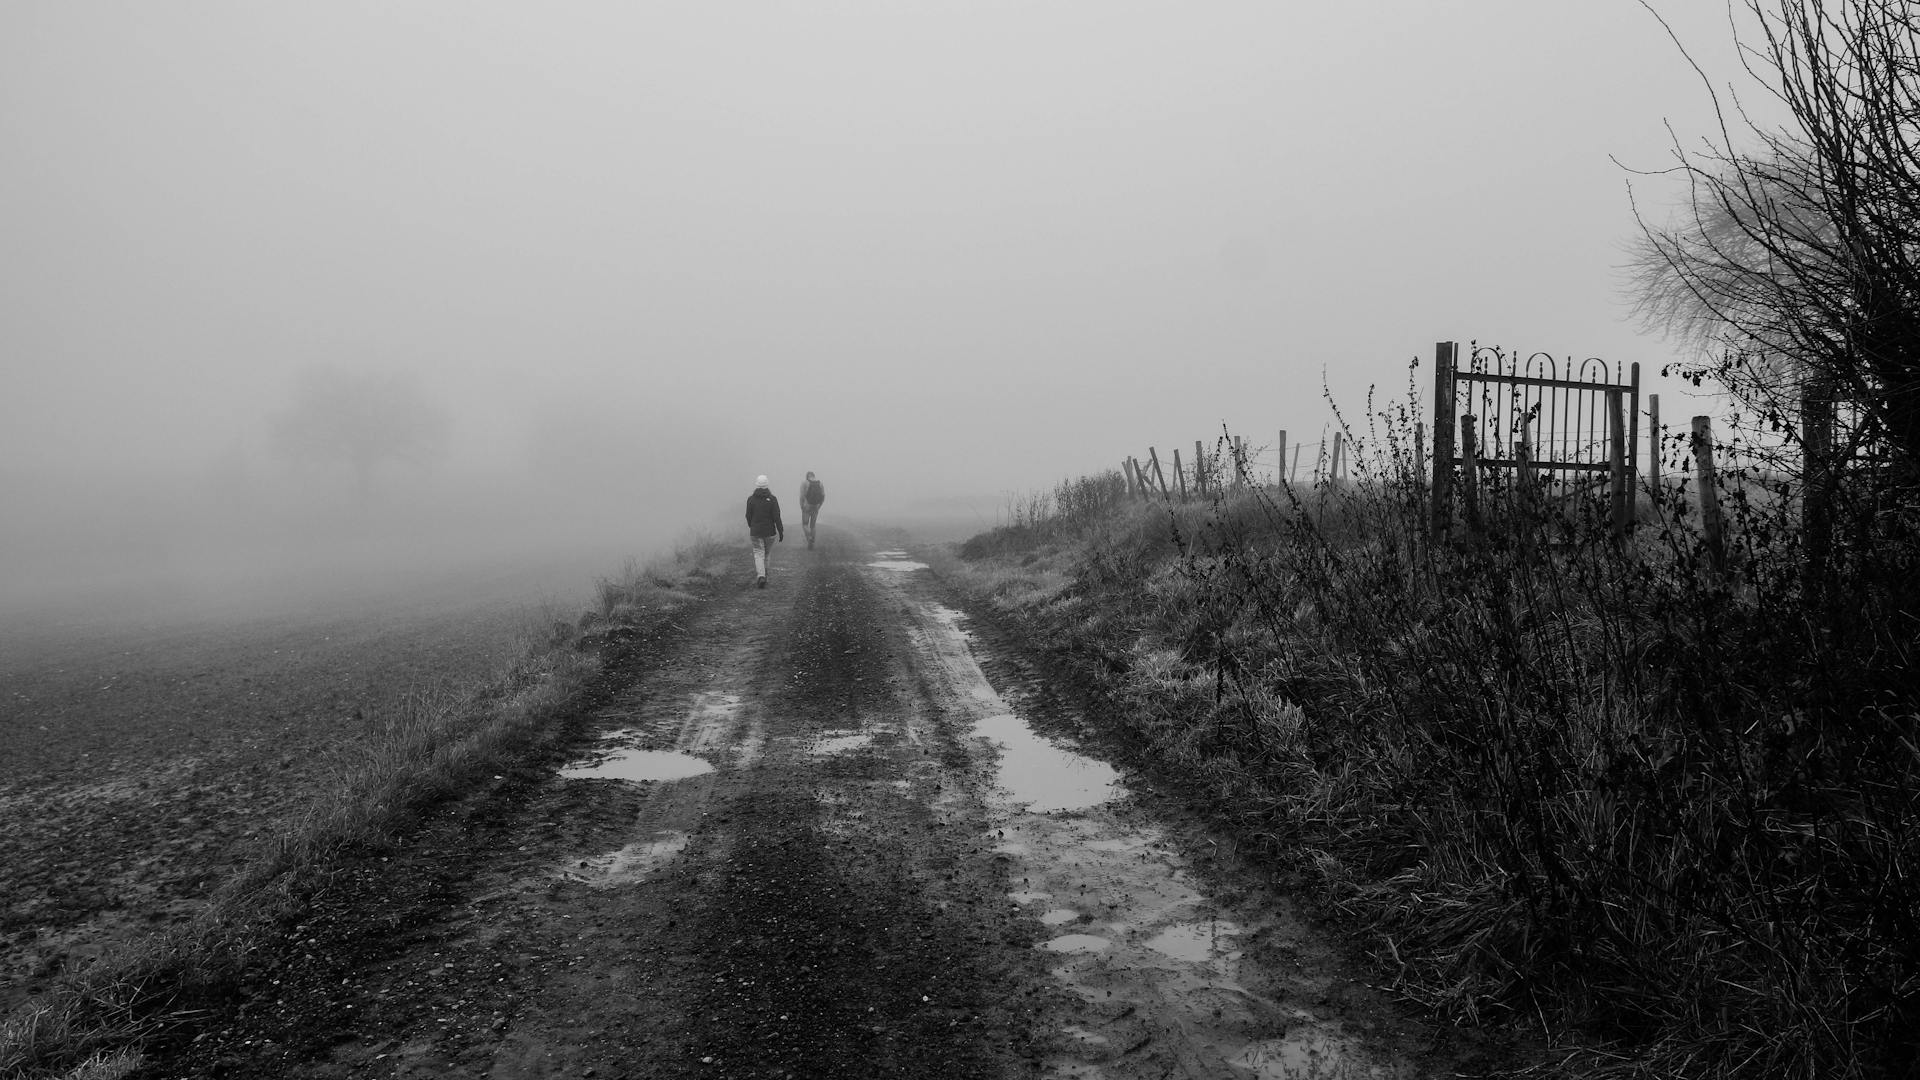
[1, 2, 1775, 604]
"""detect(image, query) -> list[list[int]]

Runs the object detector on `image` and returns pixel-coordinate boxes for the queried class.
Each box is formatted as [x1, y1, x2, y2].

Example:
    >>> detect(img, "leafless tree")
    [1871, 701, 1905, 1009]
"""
[270, 366, 448, 502]
[1627, 0, 1920, 483]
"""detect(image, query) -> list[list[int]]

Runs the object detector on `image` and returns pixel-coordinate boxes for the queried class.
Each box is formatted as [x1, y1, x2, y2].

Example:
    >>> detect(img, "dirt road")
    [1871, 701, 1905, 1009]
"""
[134, 529, 1450, 1079]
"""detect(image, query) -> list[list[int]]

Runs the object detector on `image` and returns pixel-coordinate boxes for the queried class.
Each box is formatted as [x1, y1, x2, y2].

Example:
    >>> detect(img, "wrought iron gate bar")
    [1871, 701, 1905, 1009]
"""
[1452, 370, 1617, 392]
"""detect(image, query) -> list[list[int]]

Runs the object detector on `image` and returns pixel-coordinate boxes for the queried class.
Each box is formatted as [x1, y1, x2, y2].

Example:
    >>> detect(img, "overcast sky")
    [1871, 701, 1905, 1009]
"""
[1, 2, 1780, 596]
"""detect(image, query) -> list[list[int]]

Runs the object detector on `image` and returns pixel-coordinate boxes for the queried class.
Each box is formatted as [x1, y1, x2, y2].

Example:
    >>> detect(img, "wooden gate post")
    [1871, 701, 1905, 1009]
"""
[1461, 413, 1481, 535]
[1608, 388, 1629, 538]
[1648, 394, 1662, 506]
[1518, 413, 1538, 517]
[1626, 361, 1641, 528]
[1430, 342, 1458, 541]
[1691, 416, 1725, 574]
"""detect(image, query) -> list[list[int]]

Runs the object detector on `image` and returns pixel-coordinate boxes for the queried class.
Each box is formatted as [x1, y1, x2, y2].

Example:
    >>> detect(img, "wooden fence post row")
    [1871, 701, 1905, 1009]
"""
[1113, 430, 1329, 502]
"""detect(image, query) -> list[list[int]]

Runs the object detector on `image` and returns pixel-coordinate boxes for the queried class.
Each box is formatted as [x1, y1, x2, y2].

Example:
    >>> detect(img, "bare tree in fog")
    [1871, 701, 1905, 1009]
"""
[1628, 0, 1920, 477]
[270, 366, 448, 503]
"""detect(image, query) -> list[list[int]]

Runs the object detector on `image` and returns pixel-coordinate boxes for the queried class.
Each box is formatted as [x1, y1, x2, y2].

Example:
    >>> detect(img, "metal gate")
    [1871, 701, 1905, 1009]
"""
[1429, 341, 1640, 540]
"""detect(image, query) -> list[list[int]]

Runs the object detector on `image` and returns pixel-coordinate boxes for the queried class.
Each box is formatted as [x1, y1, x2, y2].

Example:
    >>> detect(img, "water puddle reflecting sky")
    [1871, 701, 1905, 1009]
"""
[560, 749, 713, 782]
[1041, 934, 1113, 954]
[973, 713, 1119, 812]
[810, 733, 873, 755]
[1145, 920, 1243, 962]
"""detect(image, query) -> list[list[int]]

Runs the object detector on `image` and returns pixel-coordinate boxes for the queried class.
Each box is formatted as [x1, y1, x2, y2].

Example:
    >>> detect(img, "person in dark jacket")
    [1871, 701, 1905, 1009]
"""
[798, 471, 825, 548]
[745, 475, 784, 589]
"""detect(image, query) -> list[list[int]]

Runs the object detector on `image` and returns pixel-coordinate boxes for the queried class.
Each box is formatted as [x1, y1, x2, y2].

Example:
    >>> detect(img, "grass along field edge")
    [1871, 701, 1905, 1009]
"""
[931, 468, 1919, 1080]
[0, 532, 735, 1080]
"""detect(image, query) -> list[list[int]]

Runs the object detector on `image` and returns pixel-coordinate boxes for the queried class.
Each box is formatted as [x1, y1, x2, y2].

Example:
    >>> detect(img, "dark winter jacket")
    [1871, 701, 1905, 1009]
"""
[745, 489, 784, 540]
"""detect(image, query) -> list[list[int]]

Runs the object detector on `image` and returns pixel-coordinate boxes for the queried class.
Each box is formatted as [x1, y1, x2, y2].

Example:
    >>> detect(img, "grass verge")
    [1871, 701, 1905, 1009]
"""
[934, 448, 1918, 1079]
[0, 530, 733, 1080]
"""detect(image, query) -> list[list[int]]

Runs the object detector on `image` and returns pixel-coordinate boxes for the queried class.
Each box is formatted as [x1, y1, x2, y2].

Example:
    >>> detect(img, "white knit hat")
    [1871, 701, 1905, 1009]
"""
[755, 475, 769, 488]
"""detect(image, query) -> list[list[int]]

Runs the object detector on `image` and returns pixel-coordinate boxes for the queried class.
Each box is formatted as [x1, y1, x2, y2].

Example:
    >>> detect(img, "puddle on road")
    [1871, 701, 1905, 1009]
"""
[560, 749, 713, 783]
[927, 603, 967, 630]
[972, 713, 1119, 812]
[559, 831, 690, 888]
[867, 559, 930, 572]
[1040, 934, 1112, 954]
[810, 733, 873, 755]
[1234, 1028, 1397, 1080]
[898, 582, 1412, 1077]
[1145, 920, 1243, 962]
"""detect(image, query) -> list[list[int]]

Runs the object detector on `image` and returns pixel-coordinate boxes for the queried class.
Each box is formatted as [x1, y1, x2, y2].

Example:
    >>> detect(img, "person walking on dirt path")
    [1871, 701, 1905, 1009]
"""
[745, 475, 784, 589]
[798, 471, 825, 549]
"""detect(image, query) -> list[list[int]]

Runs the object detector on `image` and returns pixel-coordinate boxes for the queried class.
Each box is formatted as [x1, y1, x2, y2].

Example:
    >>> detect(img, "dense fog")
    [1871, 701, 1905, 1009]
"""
[2, 3, 1767, 617]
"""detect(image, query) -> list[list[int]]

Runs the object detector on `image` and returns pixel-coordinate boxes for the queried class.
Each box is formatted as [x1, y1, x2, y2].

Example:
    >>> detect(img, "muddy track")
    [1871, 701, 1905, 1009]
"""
[130, 529, 1459, 1079]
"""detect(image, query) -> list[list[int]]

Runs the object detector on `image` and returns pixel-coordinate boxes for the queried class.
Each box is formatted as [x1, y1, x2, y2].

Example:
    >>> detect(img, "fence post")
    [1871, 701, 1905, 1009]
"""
[1626, 361, 1641, 529]
[1518, 412, 1538, 504]
[1331, 431, 1345, 483]
[1430, 342, 1458, 542]
[1233, 436, 1246, 489]
[1195, 439, 1208, 497]
[1803, 379, 1833, 600]
[1148, 447, 1167, 496]
[1277, 430, 1288, 488]
[1691, 416, 1725, 574]
[1123, 458, 1139, 500]
[1414, 420, 1425, 487]
[1648, 393, 1662, 506]
[1172, 448, 1188, 500]
[1608, 388, 1629, 538]
[1461, 413, 1480, 535]
[1515, 413, 1537, 549]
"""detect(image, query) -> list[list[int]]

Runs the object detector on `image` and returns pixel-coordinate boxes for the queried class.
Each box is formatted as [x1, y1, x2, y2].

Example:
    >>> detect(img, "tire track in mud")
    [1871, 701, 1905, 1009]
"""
[134, 529, 1460, 1079]
[191, 531, 1050, 1080]
[874, 565, 1435, 1080]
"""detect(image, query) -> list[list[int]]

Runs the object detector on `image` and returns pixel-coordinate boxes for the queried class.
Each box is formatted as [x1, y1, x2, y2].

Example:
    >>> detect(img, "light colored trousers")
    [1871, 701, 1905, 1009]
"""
[750, 535, 775, 579]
